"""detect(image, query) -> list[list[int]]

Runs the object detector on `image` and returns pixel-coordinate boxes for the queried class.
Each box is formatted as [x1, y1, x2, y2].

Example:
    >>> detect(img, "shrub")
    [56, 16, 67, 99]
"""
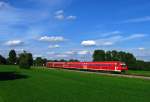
[19, 52, 33, 69]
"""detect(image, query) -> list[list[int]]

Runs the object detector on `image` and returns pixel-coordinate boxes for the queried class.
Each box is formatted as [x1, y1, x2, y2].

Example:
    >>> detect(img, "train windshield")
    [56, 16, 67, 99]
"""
[121, 63, 126, 68]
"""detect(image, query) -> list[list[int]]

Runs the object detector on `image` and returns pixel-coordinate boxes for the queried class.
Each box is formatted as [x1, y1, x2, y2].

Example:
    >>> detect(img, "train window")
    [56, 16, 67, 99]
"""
[121, 63, 126, 68]
[87, 64, 112, 66]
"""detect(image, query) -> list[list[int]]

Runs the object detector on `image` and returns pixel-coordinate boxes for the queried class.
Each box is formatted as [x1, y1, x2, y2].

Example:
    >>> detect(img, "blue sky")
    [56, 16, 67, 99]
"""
[0, 0, 150, 61]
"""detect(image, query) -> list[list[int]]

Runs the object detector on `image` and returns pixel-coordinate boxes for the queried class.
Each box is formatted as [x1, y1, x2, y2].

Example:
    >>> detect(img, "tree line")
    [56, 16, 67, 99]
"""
[0, 50, 34, 69]
[93, 50, 150, 71]
[0, 50, 49, 69]
[0, 49, 79, 69]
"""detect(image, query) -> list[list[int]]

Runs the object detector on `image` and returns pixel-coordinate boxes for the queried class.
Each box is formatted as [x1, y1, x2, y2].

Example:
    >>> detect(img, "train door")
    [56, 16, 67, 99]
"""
[83, 63, 87, 69]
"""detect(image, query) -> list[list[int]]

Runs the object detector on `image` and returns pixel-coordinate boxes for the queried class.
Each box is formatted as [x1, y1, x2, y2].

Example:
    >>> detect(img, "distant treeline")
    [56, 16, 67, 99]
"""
[0, 50, 79, 69]
[0, 49, 150, 70]
[33, 58, 79, 66]
[0, 50, 34, 69]
[93, 50, 150, 71]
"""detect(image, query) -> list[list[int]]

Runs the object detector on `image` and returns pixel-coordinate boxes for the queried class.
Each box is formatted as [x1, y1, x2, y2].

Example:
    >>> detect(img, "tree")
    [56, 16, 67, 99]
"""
[92, 49, 139, 70]
[118, 51, 126, 62]
[18, 52, 33, 69]
[28, 53, 33, 66]
[60, 59, 67, 62]
[8, 50, 17, 64]
[43, 58, 47, 66]
[105, 51, 112, 61]
[111, 50, 119, 61]
[124, 53, 136, 70]
[0, 55, 7, 64]
[35, 57, 44, 66]
[93, 50, 105, 61]
[145, 62, 150, 71]
[53, 60, 59, 62]
[68, 59, 79, 62]
[135, 60, 145, 70]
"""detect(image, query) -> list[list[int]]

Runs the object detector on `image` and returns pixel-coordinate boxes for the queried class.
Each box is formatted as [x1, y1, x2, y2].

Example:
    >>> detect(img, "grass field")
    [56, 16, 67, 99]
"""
[0, 65, 150, 102]
[126, 70, 150, 77]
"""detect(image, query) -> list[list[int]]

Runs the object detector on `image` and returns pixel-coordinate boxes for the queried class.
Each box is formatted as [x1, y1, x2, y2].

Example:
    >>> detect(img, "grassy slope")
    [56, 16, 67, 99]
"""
[0, 65, 150, 102]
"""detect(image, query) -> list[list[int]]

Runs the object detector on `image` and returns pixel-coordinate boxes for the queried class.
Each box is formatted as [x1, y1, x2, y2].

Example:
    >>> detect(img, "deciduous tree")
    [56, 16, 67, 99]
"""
[93, 50, 105, 61]
[8, 50, 17, 64]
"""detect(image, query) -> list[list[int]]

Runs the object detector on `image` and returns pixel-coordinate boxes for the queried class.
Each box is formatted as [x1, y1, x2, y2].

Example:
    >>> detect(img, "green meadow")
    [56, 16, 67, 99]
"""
[126, 70, 150, 77]
[0, 65, 150, 102]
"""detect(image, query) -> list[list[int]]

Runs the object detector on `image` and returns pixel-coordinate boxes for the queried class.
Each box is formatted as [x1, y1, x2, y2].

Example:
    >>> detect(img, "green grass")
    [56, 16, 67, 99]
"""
[0, 65, 150, 102]
[126, 70, 150, 77]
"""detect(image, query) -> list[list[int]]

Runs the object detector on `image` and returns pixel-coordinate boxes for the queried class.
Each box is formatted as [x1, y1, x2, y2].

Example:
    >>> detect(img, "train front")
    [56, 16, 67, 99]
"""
[120, 62, 128, 72]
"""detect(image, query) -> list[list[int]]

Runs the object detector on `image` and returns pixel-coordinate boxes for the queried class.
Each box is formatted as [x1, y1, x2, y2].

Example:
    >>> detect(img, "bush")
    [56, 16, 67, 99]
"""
[19, 52, 33, 69]
[0, 55, 7, 64]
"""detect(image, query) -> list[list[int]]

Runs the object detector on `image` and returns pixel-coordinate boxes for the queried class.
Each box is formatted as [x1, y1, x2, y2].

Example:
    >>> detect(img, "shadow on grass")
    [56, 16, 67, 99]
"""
[0, 72, 29, 81]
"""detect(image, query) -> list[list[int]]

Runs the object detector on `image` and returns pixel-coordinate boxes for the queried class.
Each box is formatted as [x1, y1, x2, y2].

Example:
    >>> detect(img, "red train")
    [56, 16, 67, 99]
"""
[46, 61, 128, 72]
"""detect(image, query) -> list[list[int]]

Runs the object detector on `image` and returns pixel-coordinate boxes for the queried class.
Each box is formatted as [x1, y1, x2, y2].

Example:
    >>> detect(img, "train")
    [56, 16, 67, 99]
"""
[46, 61, 128, 72]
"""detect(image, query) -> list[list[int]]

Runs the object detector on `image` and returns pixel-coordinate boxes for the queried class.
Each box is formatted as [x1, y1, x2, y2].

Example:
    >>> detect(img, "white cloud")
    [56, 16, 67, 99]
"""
[55, 54, 68, 58]
[81, 33, 147, 47]
[5, 40, 24, 46]
[138, 47, 145, 51]
[65, 51, 77, 55]
[55, 14, 65, 20]
[0, 1, 31, 25]
[14, 48, 25, 53]
[39, 36, 65, 42]
[99, 34, 146, 45]
[33, 54, 43, 58]
[81, 40, 96, 46]
[0, 0, 54, 38]
[0, 1, 10, 9]
[54, 10, 76, 21]
[101, 42, 114, 46]
[46, 52, 68, 58]
[48, 44, 60, 49]
[54, 10, 65, 20]
[78, 50, 90, 55]
[45, 50, 92, 60]
[100, 31, 121, 37]
[96, 36, 122, 46]
[124, 34, 147, 40]
[123, 16, 150, 23]
[66, 15, 76, 20]
[65, 50, 92, 55]
[81, 36, 120, 47]
[55, 10, 64, 15]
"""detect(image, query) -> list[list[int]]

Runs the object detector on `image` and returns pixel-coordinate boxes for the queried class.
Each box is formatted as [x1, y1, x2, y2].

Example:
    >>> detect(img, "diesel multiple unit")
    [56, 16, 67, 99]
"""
[46, 61, 128, 72]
